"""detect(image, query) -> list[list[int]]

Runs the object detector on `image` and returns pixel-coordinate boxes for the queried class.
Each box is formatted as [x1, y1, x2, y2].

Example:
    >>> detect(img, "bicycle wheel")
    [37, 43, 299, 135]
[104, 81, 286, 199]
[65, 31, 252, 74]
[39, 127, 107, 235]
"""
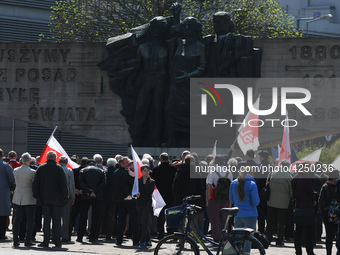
[154, 234, 200, 255]
[222, 237, 265, 255]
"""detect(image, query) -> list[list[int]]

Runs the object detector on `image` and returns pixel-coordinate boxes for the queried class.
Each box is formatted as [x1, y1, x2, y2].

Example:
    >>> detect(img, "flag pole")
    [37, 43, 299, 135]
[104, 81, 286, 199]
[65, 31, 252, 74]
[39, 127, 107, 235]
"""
[232, 136, 237, 147]
[51, 126, 58, 137]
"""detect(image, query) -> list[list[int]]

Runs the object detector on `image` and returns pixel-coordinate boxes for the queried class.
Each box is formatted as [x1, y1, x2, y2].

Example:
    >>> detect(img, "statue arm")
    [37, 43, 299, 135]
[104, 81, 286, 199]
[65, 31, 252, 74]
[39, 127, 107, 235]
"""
[171, 2, 182, 25]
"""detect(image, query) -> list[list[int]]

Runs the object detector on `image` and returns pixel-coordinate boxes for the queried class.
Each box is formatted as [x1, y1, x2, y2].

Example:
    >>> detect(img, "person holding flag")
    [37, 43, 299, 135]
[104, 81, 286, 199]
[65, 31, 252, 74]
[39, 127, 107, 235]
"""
[130, 145, 166, 218]
[135, 165, 155, 249]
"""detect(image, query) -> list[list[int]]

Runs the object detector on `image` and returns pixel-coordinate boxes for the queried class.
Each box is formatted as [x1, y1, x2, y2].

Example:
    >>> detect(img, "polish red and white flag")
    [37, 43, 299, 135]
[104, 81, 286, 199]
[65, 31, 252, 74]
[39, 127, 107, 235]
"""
[212, 140, 217, 159]
[290, 147, 323, 171]
[37, 127, 79, 169]
[237, 95, 260, 155]
[279, 113, 291, 163]
[131, 145, 166, 217]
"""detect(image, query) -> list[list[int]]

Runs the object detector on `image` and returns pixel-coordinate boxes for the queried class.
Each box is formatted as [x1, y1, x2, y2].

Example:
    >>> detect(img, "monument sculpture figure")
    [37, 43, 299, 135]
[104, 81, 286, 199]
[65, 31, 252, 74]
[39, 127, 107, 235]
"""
[165, 17, 206, 147]
[204, 11, 262, 78]
[100, 5, 262, 147]
[133, 16, 170, 147]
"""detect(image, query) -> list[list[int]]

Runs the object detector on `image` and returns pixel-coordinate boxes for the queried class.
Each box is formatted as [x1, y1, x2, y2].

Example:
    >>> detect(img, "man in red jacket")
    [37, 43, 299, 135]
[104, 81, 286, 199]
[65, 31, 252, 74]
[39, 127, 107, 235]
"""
[7, 151, 21, 169]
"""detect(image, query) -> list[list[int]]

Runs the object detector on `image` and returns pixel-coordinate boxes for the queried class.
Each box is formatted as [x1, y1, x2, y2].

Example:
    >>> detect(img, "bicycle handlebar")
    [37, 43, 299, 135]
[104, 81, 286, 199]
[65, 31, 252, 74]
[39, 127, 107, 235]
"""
[183, 195, 201, 203]
[191, 205, 202, 213]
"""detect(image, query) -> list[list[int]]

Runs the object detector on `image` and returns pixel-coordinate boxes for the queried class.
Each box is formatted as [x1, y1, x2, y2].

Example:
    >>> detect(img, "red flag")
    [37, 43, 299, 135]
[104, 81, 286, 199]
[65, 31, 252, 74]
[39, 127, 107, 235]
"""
[237, 95, 260, 155]
[131, 145, 166, 217]
[279, 113, 291, 163]
[37, 127, 79, 169]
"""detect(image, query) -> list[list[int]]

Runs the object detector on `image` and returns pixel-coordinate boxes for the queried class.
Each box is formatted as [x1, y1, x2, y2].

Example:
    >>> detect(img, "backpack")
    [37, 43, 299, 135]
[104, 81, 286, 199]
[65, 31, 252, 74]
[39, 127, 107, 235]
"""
[328, 199, 340, 224]
[214, 171, 231, 204]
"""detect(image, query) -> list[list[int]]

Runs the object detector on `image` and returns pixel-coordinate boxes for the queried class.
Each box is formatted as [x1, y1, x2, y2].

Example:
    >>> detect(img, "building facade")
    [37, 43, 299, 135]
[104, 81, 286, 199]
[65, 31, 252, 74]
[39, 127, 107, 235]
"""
[0, 0, 127, 160]
[277, 0, 340, 37]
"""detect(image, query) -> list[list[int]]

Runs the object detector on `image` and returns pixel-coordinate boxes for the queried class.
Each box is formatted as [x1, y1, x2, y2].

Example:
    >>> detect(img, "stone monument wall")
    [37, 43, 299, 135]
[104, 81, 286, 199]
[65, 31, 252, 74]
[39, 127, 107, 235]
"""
[254, 38, 340, 147]
[1, 39, 340, 147]
[0, 42, 131, 144]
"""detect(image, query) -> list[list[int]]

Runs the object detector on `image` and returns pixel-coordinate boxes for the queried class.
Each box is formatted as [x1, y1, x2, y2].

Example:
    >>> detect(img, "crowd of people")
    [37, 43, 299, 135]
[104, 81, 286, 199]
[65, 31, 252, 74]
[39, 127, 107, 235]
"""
[0, 147, 339, 255]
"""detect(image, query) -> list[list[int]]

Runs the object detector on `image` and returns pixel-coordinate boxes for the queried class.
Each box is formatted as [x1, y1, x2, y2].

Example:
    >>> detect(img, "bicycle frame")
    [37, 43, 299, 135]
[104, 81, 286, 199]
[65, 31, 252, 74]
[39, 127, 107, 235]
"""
[178, 208, 265, 255]
[178, 209, 234, 255]
[169, 196, 265, 255]
[183, 210, 218, 246]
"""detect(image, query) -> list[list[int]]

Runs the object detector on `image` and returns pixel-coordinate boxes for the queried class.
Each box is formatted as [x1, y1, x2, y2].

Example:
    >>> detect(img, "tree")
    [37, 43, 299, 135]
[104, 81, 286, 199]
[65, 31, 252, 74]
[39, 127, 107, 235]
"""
[180, 0, 301, 38]
[45, 0, 301, 42]
[295, 138, 340, 164]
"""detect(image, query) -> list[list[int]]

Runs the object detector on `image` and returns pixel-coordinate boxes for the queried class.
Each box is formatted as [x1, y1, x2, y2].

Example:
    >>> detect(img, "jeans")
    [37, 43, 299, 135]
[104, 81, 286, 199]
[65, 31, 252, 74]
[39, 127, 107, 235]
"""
[234, 216, 257, 253]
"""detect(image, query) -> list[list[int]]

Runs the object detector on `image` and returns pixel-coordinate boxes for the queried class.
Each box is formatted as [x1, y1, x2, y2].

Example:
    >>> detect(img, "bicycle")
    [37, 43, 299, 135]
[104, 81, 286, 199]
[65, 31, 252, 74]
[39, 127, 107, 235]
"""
[154, 195, 265, 255]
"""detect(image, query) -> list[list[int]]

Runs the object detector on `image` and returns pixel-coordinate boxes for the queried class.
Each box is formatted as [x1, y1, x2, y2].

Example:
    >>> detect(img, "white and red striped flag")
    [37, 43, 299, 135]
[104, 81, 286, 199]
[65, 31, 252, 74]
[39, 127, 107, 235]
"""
[131, 145, 143, 197]
[237, 95, 260, 155]
[332, 154, 340, 170]
[291, 147, 323, 171]
[212, 140, 217, 159]
[131, 145, 166, 217]
[37, 127, 79, 169]
[279, 113, 291, 163]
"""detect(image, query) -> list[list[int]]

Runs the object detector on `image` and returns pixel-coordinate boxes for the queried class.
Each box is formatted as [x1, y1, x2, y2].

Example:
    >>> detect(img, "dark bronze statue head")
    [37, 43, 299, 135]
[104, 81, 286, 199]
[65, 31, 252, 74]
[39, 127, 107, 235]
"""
[182, 17, 202, 39]
[213, 11, 232, 35]
[149, 16, 169, 38]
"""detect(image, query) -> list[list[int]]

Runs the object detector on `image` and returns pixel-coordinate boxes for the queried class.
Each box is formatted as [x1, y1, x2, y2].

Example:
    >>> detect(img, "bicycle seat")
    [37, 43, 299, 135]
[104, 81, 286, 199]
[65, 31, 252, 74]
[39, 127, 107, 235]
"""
[220, 207, 239, 215]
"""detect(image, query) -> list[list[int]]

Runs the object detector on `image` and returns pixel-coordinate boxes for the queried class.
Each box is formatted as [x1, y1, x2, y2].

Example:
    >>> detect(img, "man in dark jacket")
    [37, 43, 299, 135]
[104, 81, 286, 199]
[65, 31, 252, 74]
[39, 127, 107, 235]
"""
[97, 158, 117, 240]
[32, 151, 68, 249]
[172, 155, 204, 207]
[113, 156, 140, 246]
[291, 162, 316, 255]
[76, 160, 106, 243]
[257, 150, 273, 233]
[151, 152, 177, 239]
[69, 157, 88, 238]
[238, 149, 261, 169]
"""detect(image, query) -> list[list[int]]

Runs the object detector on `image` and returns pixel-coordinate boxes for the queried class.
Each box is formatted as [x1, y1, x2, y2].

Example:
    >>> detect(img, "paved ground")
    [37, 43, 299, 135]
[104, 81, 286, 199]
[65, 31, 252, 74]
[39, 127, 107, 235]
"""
[0, 230, 336, 255]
